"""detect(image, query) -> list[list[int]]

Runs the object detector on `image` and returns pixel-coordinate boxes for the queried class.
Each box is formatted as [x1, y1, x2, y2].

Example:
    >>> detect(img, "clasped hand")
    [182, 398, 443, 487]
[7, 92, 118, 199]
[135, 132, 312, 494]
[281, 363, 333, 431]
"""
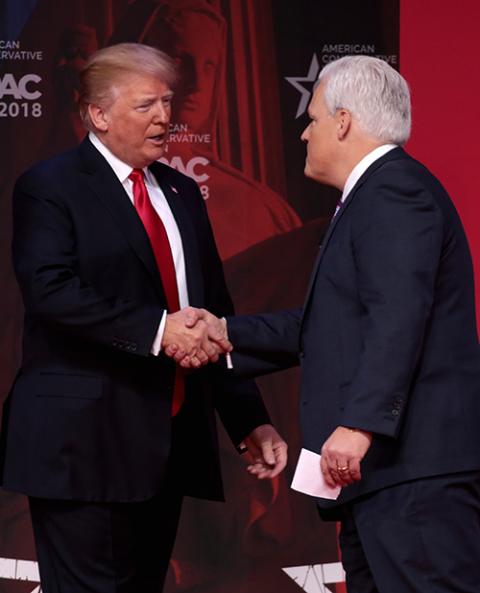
[162, 307, 230, 368]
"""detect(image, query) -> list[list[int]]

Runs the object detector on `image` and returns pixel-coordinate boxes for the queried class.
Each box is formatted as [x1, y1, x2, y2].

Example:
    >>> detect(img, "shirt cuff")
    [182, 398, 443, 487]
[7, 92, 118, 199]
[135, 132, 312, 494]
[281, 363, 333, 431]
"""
[150, 310, 167, 355]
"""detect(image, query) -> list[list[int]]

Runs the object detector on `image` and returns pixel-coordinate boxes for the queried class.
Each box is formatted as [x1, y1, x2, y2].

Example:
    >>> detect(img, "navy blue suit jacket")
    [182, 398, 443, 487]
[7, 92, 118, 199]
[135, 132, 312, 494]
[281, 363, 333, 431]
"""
[228, 148, 480, 506]
[0, 137, 269, 502]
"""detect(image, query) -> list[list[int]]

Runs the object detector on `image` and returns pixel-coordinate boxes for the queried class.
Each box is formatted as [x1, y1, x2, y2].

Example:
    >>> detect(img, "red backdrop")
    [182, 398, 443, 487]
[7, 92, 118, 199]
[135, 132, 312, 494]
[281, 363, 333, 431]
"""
[400, 0, 480, 327]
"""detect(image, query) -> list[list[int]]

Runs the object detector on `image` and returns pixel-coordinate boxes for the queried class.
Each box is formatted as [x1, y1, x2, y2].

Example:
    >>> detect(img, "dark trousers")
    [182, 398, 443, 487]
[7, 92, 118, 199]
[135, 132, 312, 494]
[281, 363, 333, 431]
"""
[29, 411, 188, 593]
[339, 471, 480, 593]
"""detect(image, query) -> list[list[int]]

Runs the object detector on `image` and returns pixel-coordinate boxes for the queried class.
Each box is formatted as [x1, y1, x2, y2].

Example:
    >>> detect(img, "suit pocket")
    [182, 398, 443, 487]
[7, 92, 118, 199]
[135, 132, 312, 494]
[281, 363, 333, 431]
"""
[36, 372, 103, 400]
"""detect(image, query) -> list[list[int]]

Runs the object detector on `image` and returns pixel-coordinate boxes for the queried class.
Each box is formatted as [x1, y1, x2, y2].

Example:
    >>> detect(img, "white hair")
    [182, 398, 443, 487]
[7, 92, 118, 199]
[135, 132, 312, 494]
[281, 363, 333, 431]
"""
[318, 56, 411, 145]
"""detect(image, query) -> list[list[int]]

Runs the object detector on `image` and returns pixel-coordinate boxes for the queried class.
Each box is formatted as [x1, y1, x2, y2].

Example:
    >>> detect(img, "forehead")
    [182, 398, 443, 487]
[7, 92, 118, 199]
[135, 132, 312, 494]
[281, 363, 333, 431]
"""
[112, 72, 172, 97]
[309, 82, 327, 115]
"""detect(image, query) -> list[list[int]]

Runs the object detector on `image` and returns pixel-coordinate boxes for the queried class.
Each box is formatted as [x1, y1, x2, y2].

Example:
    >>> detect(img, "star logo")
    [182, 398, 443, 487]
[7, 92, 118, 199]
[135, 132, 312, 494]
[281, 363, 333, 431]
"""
[0, 556, 41, 592]
[285, 54, 321, 118]
[283, 561, 346, 592]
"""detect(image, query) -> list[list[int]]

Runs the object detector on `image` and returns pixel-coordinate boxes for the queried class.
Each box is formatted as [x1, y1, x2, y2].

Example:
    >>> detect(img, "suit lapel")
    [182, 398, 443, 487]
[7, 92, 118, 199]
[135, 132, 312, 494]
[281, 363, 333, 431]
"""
[301, 147, 407, 320]
[78, 138, 167, 301]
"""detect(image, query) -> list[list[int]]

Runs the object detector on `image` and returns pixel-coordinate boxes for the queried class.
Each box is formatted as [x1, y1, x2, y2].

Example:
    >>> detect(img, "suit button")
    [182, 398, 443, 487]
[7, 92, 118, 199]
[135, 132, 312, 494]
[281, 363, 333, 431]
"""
[392, 409, 399, 416]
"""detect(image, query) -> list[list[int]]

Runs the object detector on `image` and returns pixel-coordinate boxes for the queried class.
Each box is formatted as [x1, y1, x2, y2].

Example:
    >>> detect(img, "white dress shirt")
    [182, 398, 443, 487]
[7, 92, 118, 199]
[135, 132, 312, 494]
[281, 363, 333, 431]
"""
[341, 143, 397, 204]
[89, 132, 189, 354]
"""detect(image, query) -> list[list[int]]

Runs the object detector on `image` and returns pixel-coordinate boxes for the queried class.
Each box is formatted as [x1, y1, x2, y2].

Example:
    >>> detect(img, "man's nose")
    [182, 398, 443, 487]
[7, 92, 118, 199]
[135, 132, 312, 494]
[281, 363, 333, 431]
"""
[153, 103, 170, 124]
[301, 127, 309, 142]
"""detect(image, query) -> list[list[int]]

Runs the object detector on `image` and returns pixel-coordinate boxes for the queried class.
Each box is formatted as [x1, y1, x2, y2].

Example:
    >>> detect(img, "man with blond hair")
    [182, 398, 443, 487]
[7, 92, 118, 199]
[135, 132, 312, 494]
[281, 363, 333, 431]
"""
[0, 43, 287, 593]
[184, 56, 480, 592]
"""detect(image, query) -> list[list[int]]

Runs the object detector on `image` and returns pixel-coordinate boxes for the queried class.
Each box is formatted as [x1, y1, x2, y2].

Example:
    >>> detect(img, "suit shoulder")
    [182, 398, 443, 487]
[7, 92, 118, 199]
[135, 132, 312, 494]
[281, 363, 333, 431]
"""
[371, 151, 450, 199]
[16, 148, 80, 191]
[356, 152, 447, 210]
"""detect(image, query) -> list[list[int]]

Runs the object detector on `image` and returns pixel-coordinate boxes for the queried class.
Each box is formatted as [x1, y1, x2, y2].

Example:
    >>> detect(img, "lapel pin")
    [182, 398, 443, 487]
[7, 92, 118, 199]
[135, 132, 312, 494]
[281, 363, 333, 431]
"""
[170, 185, 178, 194]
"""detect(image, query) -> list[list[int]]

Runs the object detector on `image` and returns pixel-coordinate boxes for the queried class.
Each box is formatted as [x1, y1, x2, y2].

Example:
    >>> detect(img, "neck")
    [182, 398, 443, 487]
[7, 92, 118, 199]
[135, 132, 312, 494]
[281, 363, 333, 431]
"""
[334, 139, 385, 191]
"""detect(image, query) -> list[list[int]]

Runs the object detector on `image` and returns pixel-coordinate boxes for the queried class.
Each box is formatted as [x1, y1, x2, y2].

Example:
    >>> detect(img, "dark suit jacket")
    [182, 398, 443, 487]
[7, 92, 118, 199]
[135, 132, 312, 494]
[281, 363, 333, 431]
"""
[0, 136, 269, 503]
[228, 147, 480, 507]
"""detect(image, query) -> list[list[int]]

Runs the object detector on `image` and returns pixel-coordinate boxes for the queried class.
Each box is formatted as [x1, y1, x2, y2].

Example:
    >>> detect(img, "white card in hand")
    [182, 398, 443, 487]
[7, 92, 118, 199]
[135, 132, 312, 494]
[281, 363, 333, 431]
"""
[291, 448, 341, 500]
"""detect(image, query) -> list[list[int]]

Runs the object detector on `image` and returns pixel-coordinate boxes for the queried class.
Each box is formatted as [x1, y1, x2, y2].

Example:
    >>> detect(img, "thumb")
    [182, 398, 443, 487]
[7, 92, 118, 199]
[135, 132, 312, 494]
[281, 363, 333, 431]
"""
[184, 307, 203, 328]
[260, 439, 275, 466]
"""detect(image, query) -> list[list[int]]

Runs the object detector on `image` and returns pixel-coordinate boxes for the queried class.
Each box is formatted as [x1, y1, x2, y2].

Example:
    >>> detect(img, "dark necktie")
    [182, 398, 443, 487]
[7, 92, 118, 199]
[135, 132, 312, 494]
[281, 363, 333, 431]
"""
[334, 199, 343, 218]
[129, 168, 184, 416]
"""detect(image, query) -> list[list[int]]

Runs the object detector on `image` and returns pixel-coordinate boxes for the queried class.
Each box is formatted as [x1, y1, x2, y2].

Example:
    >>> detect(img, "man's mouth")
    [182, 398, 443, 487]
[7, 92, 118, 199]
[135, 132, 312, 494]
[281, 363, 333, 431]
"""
[148, 133, 166, 144]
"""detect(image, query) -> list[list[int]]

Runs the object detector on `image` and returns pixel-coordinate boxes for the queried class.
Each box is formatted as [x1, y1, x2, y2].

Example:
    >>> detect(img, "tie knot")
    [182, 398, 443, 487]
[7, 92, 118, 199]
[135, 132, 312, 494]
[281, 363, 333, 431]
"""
[129, 168, 144, 183]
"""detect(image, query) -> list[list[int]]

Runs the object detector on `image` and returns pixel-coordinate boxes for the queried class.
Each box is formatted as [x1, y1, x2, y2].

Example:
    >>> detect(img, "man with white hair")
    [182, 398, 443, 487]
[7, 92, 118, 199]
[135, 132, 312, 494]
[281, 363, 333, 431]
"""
[184, 56, 480, 592]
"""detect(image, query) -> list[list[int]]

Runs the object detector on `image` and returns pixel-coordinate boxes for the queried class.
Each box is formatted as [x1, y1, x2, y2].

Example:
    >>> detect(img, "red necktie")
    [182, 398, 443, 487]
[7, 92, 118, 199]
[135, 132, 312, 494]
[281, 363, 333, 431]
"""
[129, 168, 184, 416]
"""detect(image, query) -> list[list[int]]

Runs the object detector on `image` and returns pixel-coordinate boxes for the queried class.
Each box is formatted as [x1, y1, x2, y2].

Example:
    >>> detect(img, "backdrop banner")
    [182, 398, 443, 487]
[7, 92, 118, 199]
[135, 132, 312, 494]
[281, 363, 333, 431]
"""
[0, 1, 399, 592]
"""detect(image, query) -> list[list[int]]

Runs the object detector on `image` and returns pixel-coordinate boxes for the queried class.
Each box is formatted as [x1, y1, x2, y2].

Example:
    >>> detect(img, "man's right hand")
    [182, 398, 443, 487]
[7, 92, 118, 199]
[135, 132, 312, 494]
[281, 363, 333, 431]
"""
[162, 308, 232, 368]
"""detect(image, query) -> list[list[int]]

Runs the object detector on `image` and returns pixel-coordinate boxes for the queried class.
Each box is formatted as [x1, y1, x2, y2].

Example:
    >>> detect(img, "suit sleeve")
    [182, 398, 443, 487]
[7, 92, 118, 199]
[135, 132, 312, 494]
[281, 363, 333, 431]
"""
[12, 171, 164, 357]
[339, 172, 444, 437]
[227, 310, 301, 378]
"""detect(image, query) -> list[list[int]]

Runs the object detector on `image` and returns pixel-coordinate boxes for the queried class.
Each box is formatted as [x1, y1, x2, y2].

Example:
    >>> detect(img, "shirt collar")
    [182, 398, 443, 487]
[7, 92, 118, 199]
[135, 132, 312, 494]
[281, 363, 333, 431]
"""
[341, 144, 397, 202]
[88, 132, 146, 184]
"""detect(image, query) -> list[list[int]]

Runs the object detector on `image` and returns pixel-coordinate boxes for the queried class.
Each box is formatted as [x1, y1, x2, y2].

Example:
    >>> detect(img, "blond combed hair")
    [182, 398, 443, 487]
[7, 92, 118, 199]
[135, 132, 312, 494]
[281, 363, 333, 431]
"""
[78, 43, 177, 130]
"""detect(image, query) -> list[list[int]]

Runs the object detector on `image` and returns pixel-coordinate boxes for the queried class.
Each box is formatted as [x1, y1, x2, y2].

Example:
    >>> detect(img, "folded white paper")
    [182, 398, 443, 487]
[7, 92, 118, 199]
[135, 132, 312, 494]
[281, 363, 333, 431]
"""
[291, 448, 342, 500]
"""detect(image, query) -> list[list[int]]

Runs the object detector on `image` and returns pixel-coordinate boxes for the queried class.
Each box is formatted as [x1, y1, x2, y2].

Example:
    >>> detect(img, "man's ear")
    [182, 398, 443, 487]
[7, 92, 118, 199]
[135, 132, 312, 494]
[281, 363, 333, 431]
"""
[88, 103, 109, 132]
[336, 108, 352, 140]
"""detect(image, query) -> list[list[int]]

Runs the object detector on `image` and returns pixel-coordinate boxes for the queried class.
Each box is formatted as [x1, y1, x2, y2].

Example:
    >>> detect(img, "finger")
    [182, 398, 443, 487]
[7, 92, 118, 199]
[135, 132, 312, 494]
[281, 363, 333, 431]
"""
[321, 455, 337, 488]
[348, 458, 362, 482]
[195, 348, 209, 365]
[201, 340, 219, 361]
[164, 344, 178, 357]
[335, 459, 349, 484]
[335, 470, 351, 487]
[172, 349, 187, 363]
[181, 355, 201, 369]
[179, 356, 191, 368]
[267, 444, 287, 477]
[247, 464, 276, 479]
[209, 351, 220, 363]
[326, 460, 342, 488]
[246, 462, 266, 474]
[213, 337, 233, 353]
[184, 307, 204, 328]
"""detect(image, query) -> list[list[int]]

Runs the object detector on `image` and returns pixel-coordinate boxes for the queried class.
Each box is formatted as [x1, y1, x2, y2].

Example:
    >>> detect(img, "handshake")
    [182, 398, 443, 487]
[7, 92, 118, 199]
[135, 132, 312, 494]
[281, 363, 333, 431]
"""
[161, 307, 231, 368]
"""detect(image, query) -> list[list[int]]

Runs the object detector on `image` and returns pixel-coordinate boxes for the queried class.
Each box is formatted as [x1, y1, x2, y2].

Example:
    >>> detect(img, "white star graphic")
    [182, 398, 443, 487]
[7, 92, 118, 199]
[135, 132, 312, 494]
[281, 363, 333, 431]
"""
[283, 562, 346, 592]
[0, 556, 41, 592]
[285, 54, 321, 118]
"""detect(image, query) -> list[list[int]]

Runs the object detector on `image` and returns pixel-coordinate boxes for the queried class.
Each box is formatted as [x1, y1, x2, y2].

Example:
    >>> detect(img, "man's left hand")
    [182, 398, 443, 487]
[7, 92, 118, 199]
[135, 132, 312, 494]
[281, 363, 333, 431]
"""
[320, 426, 373, 487]
[241, 424, 288, 479]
